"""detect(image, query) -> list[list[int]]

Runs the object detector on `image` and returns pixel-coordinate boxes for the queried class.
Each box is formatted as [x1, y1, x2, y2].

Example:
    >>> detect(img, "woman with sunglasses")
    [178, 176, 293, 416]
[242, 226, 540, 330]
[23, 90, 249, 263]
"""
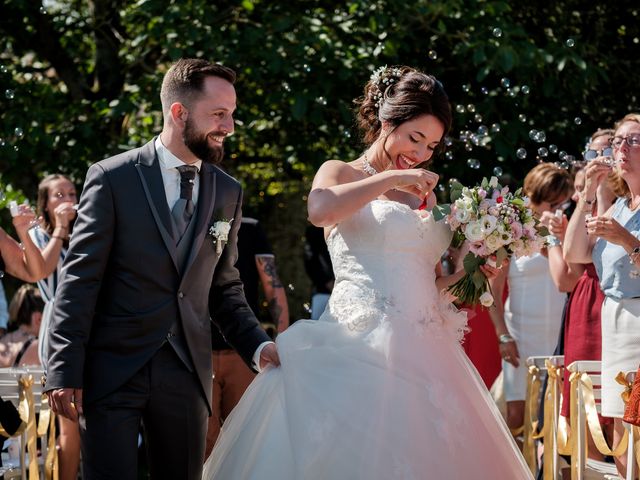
[564, 113, 640, 477]
[488, 163, 574, 443]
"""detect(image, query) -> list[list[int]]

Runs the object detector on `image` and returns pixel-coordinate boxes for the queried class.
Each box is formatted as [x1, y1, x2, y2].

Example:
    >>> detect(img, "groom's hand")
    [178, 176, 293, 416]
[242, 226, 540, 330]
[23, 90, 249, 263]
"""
[259, 343, 280, 370]
[48, 387, 83, 421]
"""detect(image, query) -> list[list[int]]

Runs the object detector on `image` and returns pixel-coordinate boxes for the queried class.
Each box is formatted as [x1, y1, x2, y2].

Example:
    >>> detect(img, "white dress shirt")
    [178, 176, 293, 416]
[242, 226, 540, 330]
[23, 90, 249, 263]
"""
[154, 137, 273, 371]
[155, 137, 202, 210]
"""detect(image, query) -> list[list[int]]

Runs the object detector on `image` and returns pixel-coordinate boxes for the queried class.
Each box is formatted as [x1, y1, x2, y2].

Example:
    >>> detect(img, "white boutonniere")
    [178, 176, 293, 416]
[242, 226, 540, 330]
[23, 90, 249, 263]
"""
[209, 218, 233, 255]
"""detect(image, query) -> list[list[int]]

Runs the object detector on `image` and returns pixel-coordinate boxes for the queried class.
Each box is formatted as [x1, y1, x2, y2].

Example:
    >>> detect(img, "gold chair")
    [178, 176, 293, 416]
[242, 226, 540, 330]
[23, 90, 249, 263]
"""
[0, 367, 57, 480]
[566, 360, 627, 480]
[524, 355, 565, 480]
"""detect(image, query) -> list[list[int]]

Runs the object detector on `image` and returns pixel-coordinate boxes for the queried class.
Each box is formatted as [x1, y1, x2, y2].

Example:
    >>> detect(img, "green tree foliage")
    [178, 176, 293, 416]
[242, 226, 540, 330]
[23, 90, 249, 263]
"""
[1, 0, 639, 317]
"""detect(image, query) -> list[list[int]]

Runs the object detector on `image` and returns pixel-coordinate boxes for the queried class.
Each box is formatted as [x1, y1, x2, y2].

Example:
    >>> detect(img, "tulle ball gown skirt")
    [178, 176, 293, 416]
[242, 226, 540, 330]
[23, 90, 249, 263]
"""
[202, 318, 532, 479]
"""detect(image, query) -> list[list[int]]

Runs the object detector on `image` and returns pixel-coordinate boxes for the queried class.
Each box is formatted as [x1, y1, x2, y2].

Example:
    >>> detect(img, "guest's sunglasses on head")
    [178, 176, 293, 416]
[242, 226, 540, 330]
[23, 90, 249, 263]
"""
[583, 147, 613, 161]
[611, 134, 640, 149]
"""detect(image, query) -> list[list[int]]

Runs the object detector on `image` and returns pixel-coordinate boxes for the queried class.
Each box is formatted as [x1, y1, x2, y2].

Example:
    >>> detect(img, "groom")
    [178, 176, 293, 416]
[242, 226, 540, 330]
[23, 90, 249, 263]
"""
[45, 59, 278, 479]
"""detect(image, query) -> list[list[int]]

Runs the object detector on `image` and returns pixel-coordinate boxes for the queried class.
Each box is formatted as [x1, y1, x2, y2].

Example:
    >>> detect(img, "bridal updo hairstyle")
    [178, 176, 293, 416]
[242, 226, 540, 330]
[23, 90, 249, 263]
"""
[355, 66, 452, 150]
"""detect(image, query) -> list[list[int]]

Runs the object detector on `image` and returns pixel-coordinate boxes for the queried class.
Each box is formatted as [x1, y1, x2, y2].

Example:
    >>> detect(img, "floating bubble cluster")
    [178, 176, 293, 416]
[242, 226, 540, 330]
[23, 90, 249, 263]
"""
[467, 158, 481, 169]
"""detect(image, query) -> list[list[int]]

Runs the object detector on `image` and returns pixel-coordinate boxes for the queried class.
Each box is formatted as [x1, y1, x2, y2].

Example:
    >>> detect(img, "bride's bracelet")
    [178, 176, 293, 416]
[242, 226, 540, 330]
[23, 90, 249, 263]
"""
[498, 333, 515, 344]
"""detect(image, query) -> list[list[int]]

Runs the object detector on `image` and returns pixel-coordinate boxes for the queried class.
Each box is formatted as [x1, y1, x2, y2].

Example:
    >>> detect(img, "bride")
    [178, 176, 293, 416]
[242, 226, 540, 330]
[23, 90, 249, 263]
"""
[204, 66, 533, 479]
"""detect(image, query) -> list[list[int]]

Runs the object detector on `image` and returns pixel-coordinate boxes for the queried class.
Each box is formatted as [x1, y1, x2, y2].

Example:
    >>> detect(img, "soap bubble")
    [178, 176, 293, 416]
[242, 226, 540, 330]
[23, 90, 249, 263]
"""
[455, 104, 465, 113]
[521, 85, 530, 95]
[480, 86, 489, 95]
[477, 125, 488, 135]
[574, 116, 582, 125]
[516, 148, 527, 159]
[549, 144, 558, 154]
[467, 158, 481, 169]
[14, 127, 24, 139]
[493, 166, 503, 176]
[518, 114, 527, 122]
[491, 123, 501, 133]
[538, 147, 549, 157]
[466, 104, 476, 113]
[565, 38, 575, 48]
[474, 114, 483, 123]
[492, 27, 503, 38]
[529, 129, 539, 140]
[462, 84, 471, 93]
[501, 78, 511, 88]
[428, 50, 438, 60]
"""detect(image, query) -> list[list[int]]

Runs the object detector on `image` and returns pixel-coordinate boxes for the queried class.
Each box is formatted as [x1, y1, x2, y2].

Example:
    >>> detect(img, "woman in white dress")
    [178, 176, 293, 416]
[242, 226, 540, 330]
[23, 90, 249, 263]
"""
[204, 66, 532, 479]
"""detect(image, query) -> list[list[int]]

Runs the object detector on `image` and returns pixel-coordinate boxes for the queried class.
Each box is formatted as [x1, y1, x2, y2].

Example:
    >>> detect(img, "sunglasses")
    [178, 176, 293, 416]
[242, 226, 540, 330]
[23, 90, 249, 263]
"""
[583, 147, 613, 161]
[611, 134, 640, 149]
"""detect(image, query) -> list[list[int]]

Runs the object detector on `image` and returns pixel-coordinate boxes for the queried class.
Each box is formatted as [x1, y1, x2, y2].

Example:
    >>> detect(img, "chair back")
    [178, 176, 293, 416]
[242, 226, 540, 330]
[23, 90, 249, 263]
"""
[0, 367, 51, 480]
[524, 355, 564, 480]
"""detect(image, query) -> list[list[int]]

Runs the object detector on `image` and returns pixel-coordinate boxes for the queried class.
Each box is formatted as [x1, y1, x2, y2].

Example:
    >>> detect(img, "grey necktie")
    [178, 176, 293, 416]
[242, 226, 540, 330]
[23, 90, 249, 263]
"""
[171, 165, 198, 241]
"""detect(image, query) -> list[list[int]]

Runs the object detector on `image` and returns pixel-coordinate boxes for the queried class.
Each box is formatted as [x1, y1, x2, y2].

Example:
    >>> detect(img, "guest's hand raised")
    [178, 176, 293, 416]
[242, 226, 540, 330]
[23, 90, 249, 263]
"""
[540, 211, 568, 242]
[53, 201, 77, 228]
[582, 157, 613, 201]
[11, 204, 40, 235]
[585, 215, 632, 246]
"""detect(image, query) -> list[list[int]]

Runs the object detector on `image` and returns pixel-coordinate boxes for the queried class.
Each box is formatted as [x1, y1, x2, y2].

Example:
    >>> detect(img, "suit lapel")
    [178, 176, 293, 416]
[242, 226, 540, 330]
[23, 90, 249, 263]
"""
[135, 139, 179, 272]
[182, 163, 217, 276]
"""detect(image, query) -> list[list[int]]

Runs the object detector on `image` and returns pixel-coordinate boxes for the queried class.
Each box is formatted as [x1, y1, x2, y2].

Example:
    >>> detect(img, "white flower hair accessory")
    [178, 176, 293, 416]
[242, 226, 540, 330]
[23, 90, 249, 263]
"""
[209, 218, 233, 255]
[369, 65, 404, 109]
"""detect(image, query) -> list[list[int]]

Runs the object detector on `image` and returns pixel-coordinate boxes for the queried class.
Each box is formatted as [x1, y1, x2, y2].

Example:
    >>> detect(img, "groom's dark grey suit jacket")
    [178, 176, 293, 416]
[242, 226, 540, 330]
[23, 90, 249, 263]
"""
[45, 138, 270, 409]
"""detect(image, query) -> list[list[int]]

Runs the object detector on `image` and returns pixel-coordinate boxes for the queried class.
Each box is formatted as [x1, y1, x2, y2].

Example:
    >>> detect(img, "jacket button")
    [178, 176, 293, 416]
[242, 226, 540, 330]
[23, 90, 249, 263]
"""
[178, 291, 184, 298]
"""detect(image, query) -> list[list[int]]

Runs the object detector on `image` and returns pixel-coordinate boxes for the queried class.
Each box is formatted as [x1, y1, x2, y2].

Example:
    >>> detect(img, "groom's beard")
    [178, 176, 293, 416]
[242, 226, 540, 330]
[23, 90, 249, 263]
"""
[183, 119, 225, 165]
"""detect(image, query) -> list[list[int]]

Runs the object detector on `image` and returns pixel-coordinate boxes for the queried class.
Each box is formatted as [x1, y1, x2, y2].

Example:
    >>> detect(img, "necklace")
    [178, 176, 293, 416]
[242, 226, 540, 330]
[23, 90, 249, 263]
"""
[362, 152, 379, 176]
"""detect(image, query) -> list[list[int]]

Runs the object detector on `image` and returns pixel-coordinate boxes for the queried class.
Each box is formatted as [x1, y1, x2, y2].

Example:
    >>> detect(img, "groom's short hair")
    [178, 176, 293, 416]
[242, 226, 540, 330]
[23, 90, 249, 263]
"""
[160, 58, 236, 114]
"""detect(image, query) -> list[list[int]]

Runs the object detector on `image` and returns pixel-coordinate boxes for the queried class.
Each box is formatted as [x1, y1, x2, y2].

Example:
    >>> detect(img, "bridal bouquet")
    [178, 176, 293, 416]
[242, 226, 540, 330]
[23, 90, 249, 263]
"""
[433, 176, 546, 307]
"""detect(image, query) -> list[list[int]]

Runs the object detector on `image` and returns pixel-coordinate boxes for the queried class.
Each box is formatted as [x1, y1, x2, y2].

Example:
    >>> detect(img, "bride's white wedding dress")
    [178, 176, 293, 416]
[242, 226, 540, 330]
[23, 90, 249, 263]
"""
[204, 200, 532, 479]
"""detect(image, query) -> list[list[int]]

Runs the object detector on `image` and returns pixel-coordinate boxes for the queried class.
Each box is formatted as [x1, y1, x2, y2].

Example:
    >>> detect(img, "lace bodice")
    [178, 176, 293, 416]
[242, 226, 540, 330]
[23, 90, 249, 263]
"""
[322, 200, 466, 340]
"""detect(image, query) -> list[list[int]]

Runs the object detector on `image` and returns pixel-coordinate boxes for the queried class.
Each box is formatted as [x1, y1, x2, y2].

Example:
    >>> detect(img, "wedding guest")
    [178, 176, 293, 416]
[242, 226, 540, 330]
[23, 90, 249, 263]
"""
[28, 173, 79, 480]
[559, 130, 616, 421]
[488, 163, 572, 439]
[563, 113, 640, 477]
[0, 284, 43, 367]
[204, 216, 289, 457]
[0, 204, 46, 282]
